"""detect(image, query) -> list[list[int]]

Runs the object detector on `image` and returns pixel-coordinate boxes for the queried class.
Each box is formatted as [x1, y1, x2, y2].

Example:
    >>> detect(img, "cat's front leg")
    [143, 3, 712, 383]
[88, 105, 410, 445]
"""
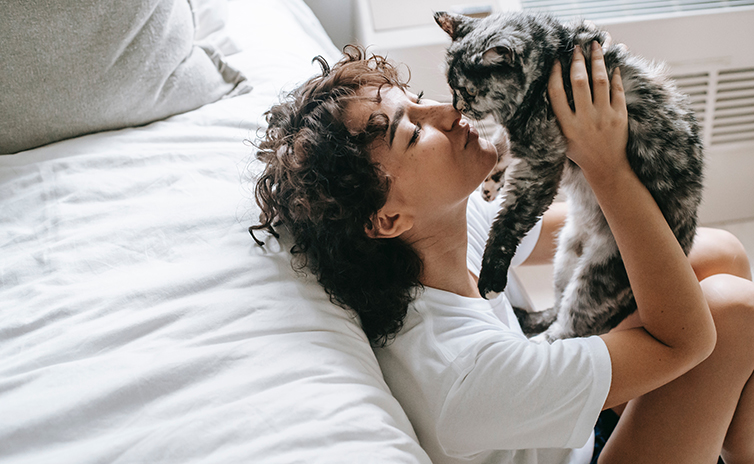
[478, 153, 565, 299]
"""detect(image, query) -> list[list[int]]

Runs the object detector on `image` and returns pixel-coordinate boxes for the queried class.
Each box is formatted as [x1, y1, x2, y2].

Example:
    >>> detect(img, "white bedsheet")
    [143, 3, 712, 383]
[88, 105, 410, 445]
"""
[0, 1, 431, 462]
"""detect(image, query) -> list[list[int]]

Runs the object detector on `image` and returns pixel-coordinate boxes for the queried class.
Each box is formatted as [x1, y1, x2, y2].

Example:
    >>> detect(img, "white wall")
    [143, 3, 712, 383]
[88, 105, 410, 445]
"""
[303, 0, 355, 49]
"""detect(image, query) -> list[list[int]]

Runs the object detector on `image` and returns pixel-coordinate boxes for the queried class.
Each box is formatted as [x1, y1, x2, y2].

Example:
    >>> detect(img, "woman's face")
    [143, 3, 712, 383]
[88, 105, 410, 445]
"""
[345, 86, 498, 235]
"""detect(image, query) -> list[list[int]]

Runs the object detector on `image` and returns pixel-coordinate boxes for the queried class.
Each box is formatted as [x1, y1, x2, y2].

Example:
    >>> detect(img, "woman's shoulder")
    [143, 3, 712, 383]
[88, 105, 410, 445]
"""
[388, 287, 528, 367]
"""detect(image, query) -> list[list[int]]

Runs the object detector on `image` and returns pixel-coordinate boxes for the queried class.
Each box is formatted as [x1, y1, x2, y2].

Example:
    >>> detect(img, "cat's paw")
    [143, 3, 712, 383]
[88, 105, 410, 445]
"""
[535, 323, 570, 343]
[528, 332, 551, 344]
[477, 261, 510, 299]
[481, 175, 503, 201]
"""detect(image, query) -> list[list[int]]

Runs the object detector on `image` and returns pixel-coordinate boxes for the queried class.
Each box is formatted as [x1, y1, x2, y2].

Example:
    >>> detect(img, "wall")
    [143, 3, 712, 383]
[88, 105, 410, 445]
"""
[303, 0, 355, 49]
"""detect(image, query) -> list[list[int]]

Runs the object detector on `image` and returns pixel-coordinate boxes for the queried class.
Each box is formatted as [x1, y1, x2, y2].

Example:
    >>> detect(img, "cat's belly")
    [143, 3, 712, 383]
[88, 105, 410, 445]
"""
[562, 165, 600, 218]
[560, 166, 616, 260]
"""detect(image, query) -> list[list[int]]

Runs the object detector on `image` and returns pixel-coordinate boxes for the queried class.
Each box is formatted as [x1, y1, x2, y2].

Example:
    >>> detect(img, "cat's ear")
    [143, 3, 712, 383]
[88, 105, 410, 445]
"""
[365, 211, 413, 239]
[482, 46, 515, 66]
[434, 11, 471, 40]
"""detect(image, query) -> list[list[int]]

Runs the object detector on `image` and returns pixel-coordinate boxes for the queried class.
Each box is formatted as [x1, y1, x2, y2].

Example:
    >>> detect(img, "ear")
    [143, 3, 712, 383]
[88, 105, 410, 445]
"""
[482, 45, 514, 66]
[365, 210, 413, 239]
[434, 11, 471, 40]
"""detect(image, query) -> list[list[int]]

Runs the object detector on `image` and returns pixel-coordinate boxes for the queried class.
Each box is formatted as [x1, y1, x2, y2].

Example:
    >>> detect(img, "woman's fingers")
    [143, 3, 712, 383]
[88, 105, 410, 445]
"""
[570, 45, 593, 115]
[549, 40, 628, 130]
[548, 60, 573, 122]
[611, 67, 627, 114]
[591, 41, 611, 109]
[548, 40, 629, 172]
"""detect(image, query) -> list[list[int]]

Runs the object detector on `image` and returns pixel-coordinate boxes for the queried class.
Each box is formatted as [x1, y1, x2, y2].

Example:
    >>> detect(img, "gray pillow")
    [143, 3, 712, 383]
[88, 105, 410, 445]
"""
[0, 0, 249, 154]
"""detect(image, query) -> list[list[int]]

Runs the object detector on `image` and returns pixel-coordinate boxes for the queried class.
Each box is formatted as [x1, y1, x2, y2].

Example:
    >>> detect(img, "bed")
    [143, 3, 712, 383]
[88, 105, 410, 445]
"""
[0, 1, 433, 462]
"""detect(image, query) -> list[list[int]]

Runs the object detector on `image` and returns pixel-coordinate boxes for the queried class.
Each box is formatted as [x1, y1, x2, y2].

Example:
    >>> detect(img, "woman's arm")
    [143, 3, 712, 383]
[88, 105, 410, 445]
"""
[548, 42, 717, 409]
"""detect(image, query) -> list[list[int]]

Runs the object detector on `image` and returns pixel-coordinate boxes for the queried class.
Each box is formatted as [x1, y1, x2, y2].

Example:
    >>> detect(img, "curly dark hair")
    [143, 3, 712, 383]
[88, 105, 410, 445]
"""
[249, 46, 423, 347]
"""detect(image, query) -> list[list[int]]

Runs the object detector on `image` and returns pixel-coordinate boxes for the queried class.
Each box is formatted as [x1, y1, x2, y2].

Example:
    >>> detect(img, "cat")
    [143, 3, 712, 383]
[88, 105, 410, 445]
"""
[435, 11, 705, 341]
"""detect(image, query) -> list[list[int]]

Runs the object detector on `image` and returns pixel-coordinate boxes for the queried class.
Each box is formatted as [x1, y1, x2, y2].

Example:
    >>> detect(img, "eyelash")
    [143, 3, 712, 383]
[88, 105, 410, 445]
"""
[408, 91, 424, 147]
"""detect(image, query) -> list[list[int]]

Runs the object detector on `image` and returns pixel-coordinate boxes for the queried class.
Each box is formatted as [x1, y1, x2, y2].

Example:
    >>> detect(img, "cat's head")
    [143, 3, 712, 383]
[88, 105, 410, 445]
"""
[435, 11, 558, 123]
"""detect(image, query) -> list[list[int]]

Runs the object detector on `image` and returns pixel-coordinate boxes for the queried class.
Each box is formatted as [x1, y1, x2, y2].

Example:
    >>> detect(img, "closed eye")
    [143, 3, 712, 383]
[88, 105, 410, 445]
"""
[408, 124, 421, 148]
[407, 91, 424, 148]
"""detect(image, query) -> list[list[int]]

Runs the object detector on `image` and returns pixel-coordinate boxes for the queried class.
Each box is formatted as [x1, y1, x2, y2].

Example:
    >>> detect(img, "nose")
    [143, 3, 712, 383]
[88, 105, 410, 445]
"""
[418, 101, 462, 132]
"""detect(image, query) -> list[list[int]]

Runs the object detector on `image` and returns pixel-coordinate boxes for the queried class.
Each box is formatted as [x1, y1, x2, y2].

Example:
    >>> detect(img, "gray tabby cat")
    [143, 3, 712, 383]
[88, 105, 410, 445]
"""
[435, 11, 704, 341]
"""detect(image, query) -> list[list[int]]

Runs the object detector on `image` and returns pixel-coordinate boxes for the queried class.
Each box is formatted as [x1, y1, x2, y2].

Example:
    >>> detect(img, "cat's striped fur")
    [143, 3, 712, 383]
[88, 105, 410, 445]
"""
[436, 11, 704, 340]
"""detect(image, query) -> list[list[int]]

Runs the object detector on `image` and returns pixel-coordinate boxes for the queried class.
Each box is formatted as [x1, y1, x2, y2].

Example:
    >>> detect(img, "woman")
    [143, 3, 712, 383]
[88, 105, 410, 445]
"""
[250, 45, 754, 463]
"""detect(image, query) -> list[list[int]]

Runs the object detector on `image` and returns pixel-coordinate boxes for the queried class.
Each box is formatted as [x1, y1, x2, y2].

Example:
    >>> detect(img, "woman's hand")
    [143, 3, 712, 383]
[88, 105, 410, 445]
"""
[547, 41, 629, 184]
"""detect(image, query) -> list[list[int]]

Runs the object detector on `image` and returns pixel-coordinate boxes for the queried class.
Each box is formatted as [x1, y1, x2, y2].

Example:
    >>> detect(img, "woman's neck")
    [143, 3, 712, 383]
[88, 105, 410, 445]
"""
[406, 204, 482, 299]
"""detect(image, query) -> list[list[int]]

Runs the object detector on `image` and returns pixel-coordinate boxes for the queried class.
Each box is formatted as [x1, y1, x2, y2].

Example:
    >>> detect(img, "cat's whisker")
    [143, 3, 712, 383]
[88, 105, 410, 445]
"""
[477, 120, 490, 140]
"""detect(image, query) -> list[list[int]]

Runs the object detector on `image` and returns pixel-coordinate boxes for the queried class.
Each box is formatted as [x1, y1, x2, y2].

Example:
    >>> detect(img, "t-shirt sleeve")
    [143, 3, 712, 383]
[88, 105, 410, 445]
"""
[435, 334, 611, 458]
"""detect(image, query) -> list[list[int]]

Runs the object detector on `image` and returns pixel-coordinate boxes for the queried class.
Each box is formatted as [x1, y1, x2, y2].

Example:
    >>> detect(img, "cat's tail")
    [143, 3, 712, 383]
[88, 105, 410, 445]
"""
[513, 306, 558, 337]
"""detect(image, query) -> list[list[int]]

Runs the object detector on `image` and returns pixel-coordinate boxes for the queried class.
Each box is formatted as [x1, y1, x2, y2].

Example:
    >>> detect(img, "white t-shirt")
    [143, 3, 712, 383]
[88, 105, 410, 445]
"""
[375, 192, 612, 464]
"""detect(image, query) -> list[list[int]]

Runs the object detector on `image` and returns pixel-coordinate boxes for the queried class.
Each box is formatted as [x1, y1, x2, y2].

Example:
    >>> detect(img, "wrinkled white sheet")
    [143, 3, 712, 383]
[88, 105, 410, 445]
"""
[0, 1, 431, 462]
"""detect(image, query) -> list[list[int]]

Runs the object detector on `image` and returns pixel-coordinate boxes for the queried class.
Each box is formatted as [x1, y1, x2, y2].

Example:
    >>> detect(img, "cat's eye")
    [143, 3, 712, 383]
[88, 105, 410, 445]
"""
[482, 45, 514, 66]
[415, 91, 424, 104]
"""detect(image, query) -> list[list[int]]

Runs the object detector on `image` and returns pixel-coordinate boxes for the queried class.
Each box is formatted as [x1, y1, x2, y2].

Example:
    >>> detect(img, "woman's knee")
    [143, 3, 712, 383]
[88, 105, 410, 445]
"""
[702, 275, 754, 463]
[691, 228, 752, 281]
[701, 274, 754, 357]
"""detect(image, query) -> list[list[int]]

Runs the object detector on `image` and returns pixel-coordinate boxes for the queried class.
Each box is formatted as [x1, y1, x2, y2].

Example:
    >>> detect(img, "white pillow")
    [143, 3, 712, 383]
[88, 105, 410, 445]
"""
[190, 0, 242, 55]
[0, 0, 249, 154]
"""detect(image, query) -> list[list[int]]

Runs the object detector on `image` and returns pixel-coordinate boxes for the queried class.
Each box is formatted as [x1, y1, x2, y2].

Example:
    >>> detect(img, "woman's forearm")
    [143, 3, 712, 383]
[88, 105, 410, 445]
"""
[593, 166, 716, 408]
[590, 167, 713, 351]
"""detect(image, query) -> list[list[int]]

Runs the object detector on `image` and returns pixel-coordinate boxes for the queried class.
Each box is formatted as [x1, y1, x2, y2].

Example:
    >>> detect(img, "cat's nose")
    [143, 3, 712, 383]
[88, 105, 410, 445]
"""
[452, 93, 467, 113]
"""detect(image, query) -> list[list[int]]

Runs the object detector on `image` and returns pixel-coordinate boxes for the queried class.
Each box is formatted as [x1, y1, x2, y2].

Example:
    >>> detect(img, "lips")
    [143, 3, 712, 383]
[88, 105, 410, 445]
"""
[464, 120, 479, 149]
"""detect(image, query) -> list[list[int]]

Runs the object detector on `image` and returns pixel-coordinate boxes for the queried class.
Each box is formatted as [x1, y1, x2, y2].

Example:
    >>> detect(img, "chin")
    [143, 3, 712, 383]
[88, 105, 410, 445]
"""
[480, 138, 498, 167]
